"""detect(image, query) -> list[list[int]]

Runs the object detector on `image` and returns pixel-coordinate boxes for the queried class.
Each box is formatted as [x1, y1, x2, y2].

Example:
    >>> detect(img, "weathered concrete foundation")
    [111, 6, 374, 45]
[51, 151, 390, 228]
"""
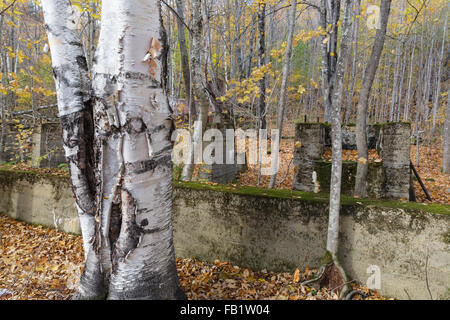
[197, 120, 238, 184]
[293, 122, 412, 200]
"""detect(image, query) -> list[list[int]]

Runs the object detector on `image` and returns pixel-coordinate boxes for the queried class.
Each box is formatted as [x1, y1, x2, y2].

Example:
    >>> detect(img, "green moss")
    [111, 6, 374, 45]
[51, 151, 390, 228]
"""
[174, 181, 450, 216]
[174, 180, 329, 203]
[320, 251, 333, 265]
[0, 168, 70, 202]
[444, 231, 450, 244]
[294, 121, 331, 128]
[371, 121, 411, 127]
[1, 168, 449, 216]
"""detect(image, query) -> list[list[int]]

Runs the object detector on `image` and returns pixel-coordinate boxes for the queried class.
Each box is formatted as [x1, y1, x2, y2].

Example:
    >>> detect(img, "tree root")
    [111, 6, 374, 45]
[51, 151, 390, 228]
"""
[345, 290, 368, 300]
[301, 258, 350, 299]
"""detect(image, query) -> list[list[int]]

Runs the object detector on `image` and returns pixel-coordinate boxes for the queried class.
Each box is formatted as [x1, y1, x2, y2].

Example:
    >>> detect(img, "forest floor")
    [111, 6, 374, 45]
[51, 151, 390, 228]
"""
[0, 214, 386, 300]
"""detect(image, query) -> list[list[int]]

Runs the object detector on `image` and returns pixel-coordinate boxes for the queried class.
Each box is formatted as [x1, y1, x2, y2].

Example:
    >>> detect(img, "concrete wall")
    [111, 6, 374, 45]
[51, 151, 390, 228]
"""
[0, 170, 449, 300]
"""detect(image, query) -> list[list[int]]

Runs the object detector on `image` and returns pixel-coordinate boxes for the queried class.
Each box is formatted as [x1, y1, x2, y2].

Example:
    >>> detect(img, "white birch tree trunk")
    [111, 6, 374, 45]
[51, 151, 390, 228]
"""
[41, 0, 96, 257]
[42, 0, 184, 300]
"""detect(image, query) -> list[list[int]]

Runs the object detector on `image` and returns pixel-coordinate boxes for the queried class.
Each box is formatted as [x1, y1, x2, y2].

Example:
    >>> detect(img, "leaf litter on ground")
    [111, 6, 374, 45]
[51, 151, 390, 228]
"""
[0, 214, 387, 300]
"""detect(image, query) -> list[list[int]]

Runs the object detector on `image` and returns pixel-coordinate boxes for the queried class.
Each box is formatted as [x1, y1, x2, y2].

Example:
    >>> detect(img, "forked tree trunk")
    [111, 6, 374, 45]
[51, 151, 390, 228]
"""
[42, 0, 184, 300]
[354, 0, 391, 198]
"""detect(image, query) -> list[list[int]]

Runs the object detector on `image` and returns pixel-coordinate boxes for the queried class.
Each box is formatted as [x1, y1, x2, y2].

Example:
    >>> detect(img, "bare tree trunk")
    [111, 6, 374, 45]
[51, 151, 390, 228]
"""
[175, 0, 194, 118]
[246, 14, 257, 79]
[327, 0, 352, 263]
[257, 1, 267, 131]
[344, 0, 361, 124]
[268, 0, 297, 188]
[42, 0, 184, 300]
[443, 88, 450, 174]
[354, 0, 392, 198]
[181, 0, 211, 181]
[319, 0, 340, 123]
[0, 14, 6, 162]
[431, 9, 448, 136]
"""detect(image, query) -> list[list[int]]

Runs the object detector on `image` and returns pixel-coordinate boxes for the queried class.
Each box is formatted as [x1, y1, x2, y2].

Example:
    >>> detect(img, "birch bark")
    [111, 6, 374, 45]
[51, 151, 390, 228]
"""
[42, 0, 184, 300]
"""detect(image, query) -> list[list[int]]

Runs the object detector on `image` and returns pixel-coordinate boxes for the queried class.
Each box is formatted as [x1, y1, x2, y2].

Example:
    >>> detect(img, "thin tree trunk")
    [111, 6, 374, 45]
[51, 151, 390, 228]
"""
[443, 88, 450, 173]
[327, 0, 352, 262]
[344, 0, 361, 124]
[431, 9, 448, 136]
[404, 35, 416, 121]
[268, 0, 297, 188]
[320, 0, 340, 123]
[181, 0, 210, 181]
[354, 0, 392, 198]
[175, 0, 194, 117]
[257, 1, 267, 130]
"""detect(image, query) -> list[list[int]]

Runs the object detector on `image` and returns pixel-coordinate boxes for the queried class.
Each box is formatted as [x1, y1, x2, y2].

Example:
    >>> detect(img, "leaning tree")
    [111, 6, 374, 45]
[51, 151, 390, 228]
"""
[41, 0, 185, 300]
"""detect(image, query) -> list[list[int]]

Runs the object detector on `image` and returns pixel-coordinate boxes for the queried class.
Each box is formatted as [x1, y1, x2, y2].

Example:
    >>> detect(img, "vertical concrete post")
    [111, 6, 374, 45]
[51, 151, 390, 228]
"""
[198, 119, 238, 184]
[381, 122, 411, 199]
[293, 123, 326, 192]
[31, 124, 43, 167]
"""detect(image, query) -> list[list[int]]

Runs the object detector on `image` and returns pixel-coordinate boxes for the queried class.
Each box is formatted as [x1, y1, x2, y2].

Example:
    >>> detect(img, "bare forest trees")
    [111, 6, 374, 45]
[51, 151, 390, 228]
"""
[268, 0, 297, 188]
[41, 0, 184, 300]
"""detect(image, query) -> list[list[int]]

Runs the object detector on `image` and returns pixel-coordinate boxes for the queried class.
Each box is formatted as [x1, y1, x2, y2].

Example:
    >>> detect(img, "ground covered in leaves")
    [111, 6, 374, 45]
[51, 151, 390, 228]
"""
[0, 214, 386, 300]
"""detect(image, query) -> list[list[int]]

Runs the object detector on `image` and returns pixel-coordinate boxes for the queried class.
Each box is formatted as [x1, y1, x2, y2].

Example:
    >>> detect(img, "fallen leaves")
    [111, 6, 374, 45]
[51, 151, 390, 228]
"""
[0, 214, 386, 300]
[0, 214, 84, 300]
[411, 142, 450, 204]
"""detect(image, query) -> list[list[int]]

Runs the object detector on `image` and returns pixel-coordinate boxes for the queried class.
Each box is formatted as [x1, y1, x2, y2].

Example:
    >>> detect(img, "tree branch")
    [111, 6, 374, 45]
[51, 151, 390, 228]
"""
[161, 0, 192, 34]
[0, 0, 18, 16]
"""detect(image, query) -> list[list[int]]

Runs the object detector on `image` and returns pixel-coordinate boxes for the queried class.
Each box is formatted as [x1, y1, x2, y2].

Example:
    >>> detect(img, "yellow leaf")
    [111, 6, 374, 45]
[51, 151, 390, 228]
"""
[293, 269, 300, 283]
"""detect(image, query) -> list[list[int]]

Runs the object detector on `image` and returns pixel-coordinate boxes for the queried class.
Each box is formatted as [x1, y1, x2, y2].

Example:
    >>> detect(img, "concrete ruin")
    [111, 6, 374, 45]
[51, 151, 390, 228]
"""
[293, 122, 412, 200]
[1, 170, 449, 300]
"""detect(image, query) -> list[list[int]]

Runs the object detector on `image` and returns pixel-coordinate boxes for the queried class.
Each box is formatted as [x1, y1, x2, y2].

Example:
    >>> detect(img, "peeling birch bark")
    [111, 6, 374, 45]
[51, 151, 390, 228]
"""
[41, 0, 96, 256]
[43, 0, 184, 300]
